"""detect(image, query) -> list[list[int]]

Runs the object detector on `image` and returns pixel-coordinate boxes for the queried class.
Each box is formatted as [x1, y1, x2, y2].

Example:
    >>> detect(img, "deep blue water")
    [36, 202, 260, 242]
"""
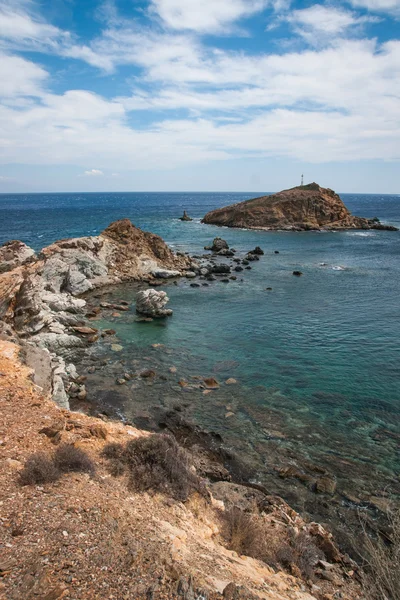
[1, 191, 399, 494]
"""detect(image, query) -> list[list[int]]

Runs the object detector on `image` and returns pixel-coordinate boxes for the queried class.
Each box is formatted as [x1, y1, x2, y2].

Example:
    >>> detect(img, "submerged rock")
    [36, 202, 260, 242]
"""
[135, 289, 173, 318]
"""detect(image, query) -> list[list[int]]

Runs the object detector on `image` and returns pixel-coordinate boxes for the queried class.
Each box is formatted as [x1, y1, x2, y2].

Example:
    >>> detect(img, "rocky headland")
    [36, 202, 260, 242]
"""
[0, 219, 197, 408]
[202, 183, 399, 231]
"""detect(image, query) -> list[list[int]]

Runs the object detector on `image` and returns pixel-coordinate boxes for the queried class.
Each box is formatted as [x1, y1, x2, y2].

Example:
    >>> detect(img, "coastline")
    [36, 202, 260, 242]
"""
[1, 219, 398, 568]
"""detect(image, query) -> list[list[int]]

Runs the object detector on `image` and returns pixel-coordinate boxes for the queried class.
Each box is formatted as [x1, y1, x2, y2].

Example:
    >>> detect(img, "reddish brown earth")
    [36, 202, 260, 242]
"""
[202, 183, 398, 231]
[0, 340, 364, 600]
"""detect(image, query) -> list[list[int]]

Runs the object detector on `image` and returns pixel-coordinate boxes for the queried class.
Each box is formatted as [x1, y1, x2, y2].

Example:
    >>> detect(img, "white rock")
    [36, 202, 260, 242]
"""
[136, 289, 173, 318]
[151, 268, 181, 279]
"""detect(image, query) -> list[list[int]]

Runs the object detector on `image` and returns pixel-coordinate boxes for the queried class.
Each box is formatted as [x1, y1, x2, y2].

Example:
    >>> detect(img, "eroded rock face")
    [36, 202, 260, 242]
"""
[0, 241, 35, 274]
[136, 289, 173, 318]
[202, 183, 399, 231]
[0, 219, 195, 407]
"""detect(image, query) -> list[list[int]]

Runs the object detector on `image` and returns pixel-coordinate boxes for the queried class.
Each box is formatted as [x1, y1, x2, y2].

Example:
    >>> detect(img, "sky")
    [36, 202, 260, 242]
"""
[0, 0, 399, 193]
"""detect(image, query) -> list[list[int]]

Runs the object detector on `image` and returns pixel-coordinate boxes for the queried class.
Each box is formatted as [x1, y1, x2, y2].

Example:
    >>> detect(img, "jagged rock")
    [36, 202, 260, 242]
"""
[136, 289, 173, 318]
[0, 240, 35, 274]
[205, 238, 229, 252]
[179, 210, 193, 221]
[202, 183, 399, 231]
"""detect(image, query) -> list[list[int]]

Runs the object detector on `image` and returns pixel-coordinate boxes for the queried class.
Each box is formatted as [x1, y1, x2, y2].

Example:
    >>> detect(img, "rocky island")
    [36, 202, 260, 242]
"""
[202, 183, 398, 231]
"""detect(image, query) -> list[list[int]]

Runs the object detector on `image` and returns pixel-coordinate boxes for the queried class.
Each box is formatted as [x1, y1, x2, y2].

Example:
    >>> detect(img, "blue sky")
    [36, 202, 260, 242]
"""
[0, 0, 399, 193]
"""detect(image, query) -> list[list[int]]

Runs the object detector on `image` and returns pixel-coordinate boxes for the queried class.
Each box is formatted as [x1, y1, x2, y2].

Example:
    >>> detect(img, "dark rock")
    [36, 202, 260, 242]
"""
[140, 369, 156, 378]
[179, 210, 193, 221]
[245, 266, 252, 270]
[274, 250, 280, 254]
[204, 237, 229, 252]
[190, 283, 200, 287]
[211, 264, 231, 274]
[234, 266, 243, 272]
[293, 271, 303, 276]
[249, 246, 264, 255]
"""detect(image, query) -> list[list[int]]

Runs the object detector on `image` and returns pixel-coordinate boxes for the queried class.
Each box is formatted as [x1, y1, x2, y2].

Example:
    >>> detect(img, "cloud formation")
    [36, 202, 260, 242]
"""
[149, 0, 270, 33]
[0, 0, 399, 184]
[83, 169, 104, 176]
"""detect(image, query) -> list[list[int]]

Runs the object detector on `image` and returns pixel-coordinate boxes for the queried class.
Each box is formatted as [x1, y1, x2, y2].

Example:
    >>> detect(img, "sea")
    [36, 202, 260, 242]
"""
[1, 191, 399, 541]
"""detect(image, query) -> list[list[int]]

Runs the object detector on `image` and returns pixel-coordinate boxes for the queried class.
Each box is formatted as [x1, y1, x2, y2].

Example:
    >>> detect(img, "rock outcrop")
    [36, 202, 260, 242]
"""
[179, 210, 193, 221]
[202, 183, 399, 231]
[0, 240, 36, 274]
[0, 219, 196, 407]
[136, 289, 173, 318]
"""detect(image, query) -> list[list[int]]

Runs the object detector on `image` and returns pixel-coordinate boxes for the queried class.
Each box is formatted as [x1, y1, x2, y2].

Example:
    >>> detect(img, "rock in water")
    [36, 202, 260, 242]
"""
[136, 289, 173, 318]
[179, 210, 193, 221]
[204, 237, 229, 252]
[202, 182, 399, 231]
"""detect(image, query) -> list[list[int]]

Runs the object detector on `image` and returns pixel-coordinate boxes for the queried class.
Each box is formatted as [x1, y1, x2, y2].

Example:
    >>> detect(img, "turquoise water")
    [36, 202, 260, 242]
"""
[1, 191, 400, 520]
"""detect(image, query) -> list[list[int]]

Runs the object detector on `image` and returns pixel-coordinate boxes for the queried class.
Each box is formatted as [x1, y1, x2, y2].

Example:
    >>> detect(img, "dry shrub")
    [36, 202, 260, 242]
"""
[19, 452, 60, 485]
[276, 529, 324, 580]
[221, 506, 323, 581]
[102, 434, 202, 501]
[54, 444, 95, 475]
[361, 511, 400, 600]
[222, 506, 264, 558]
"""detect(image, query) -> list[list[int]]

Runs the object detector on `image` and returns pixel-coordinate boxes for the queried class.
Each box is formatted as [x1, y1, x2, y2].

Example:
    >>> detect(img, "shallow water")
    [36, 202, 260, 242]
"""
[1, 191, 400, 524]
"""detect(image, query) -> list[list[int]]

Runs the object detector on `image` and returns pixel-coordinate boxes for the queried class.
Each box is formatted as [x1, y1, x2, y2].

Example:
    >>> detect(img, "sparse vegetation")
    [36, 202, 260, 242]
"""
[361, 511, 400, 600]
[221, 505, 324, 581]
[102, 433, 203, 501]
[19, 445, 95, 486]
[54, 443, 95, 475]
[19, 452, 60, 485]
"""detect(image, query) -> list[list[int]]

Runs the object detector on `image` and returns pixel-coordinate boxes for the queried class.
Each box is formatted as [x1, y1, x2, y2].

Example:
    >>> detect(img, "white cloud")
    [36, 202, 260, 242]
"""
[348, 0, 400, 15]
[83, 169, 104, 176]
[0, 0, 399, 176]
[149, 0, 270, 33]
[0, 3, 68, 50]
[285, 5, 377, 40]
[0, 52, 47, 97]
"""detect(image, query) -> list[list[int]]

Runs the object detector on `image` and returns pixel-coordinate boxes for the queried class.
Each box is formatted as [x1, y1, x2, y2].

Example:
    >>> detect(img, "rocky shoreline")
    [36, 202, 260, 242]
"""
[0, 221, 268, 412]
[1, 218, 398, 599]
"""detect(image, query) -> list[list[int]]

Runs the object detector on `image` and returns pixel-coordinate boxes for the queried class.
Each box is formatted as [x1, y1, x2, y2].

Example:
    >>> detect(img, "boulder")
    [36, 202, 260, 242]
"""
[212, 264, 231, 274]
[135, 289, 173, 318]
[205, 237, 229, 252]
[249, 246, 264, 255]
[151, 268, 181, 279]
